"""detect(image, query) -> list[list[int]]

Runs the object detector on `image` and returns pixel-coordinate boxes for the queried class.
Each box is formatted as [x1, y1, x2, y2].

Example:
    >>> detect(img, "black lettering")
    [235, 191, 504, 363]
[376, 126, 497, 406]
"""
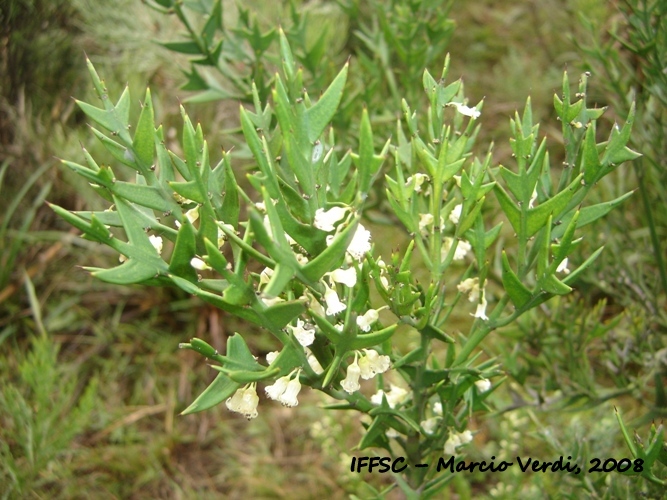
[350, 457, 356, 473]
[357, 456, 369, 472]
[588, 458, 602, 472]
[456, 461, 470, 472]
[564, 456, 577, 473]
[534, 461, 552, 473]
[436, 456, 455, 473]
[379, 457, 391, 473]
[495, 460, 512, 472]
[550, 456, 561, 472]
[369, 457, 381, 473]
[516, 456, 532, 472]
[392, 457, 407, 473]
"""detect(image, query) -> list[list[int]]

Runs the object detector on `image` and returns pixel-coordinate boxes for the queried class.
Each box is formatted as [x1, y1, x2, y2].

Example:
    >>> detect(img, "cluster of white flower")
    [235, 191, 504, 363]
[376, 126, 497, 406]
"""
[341, 349, 391, 394]
[371, 384, 409, 409]
[265, 369, 302, 407]
[405, 173, 430, 193]
[442, 237, 471, 261]
[457, 277, 489, 321]
[447, 102, 481, 120]
[287, 319, 316, 347]
[444, 429, 474, 455]
[225, 367, 305, 420]
[225, 383, 260, 420]
[475, 378, 492, 392]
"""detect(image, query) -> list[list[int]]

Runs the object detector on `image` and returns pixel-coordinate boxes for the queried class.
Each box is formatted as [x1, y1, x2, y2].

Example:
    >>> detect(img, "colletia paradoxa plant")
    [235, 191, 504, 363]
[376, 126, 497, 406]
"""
[53, 31, 640, 496]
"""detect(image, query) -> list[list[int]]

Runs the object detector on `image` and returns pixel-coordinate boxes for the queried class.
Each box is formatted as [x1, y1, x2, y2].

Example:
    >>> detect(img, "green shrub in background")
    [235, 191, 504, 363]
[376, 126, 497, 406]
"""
[49, 0, 667, 496]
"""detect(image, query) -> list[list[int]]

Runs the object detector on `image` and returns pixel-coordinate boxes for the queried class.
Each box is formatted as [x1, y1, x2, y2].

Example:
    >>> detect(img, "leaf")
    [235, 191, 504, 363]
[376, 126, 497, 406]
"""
[181, 372, 238, 415]
[263, 299, 308, 330]
[526, 174, 581, 237]
[213, 366, 281, 384]
[349, 325, 398, 350]
[306, 62, 348, 142]
[76, 87, 132, 145]
[493, 183, 521, 233]
[112, 182, 177, 213]
[501, 251, 532, 308]
[160, 40, 203, 55]
[87, 259, 159, 285]
[169, 220, 198, 281]
[225, 333, 263, 371]
[169, 179, 206, 203]
[133, 88, 155, 168]
[540, 273, 571, 295]
[263, 263, 296, 298]
[553, 191, 633, 238]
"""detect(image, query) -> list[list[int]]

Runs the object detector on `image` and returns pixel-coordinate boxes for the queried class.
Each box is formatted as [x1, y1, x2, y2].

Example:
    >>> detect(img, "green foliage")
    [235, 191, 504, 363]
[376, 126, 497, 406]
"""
[54, 20, 644, 492]
[0, 296, 98, 497]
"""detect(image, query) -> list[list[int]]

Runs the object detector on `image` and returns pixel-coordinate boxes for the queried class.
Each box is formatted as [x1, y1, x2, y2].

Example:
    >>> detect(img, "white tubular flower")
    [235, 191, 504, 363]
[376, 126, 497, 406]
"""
[323, 283, 346, 316]
[421, 417, 440, 435]
[226, 384, 259, 420]
[266, 351, 279, 365]
[149, 235, 163, 255]
[185, 205, 199, 224]
[261, 295, 284, 307]
[385, 384, 409, 408]
[419, 213, 434, 235]
[259, 267, 274, 288]
[314, 206, 348, 232]
[347, 224, 372, 260]
[405, 173, 430, 192]
[305, 348, 324, 374]
[358, 349, 391, 380]
[448, 102, 481, 119]
[278, 375, 302, 407]
[119, 254, 127, 263]
[455, 240, 472, 260]
[433, 401, 443, 416]
[190, 257, 211, 271]
[304, 291, 326, 317]
[370, 389, 385, 406]
[442, 237, 471, 261]
[341, 354, 361, 394]
[529, 187, 538, 209]
[472, 290, 489, 321]
[556, 258, 570, 274]
[295, 253, 309, 265]
[356, 309, 380, 332]
[265, 375, 290, 401]
[449, 204, 463, 225]
[457, 277, 480, 302]
[327, 267, 357, 288]
[386, 428, 400, 439]
[459, 430, 473, 444]
[444, 432, 461, 455]
[287, 319, 316, 347]
[475, 378, 492, 392]
[255, 201, 266, 213]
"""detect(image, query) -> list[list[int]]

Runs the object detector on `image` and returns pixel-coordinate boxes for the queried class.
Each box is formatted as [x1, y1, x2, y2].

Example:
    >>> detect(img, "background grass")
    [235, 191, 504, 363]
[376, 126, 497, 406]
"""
[1, 0, 665, 498]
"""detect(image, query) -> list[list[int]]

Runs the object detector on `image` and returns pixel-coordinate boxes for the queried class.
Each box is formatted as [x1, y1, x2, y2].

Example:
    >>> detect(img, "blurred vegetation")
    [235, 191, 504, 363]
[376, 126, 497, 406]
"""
[0, 0, 664, 498]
